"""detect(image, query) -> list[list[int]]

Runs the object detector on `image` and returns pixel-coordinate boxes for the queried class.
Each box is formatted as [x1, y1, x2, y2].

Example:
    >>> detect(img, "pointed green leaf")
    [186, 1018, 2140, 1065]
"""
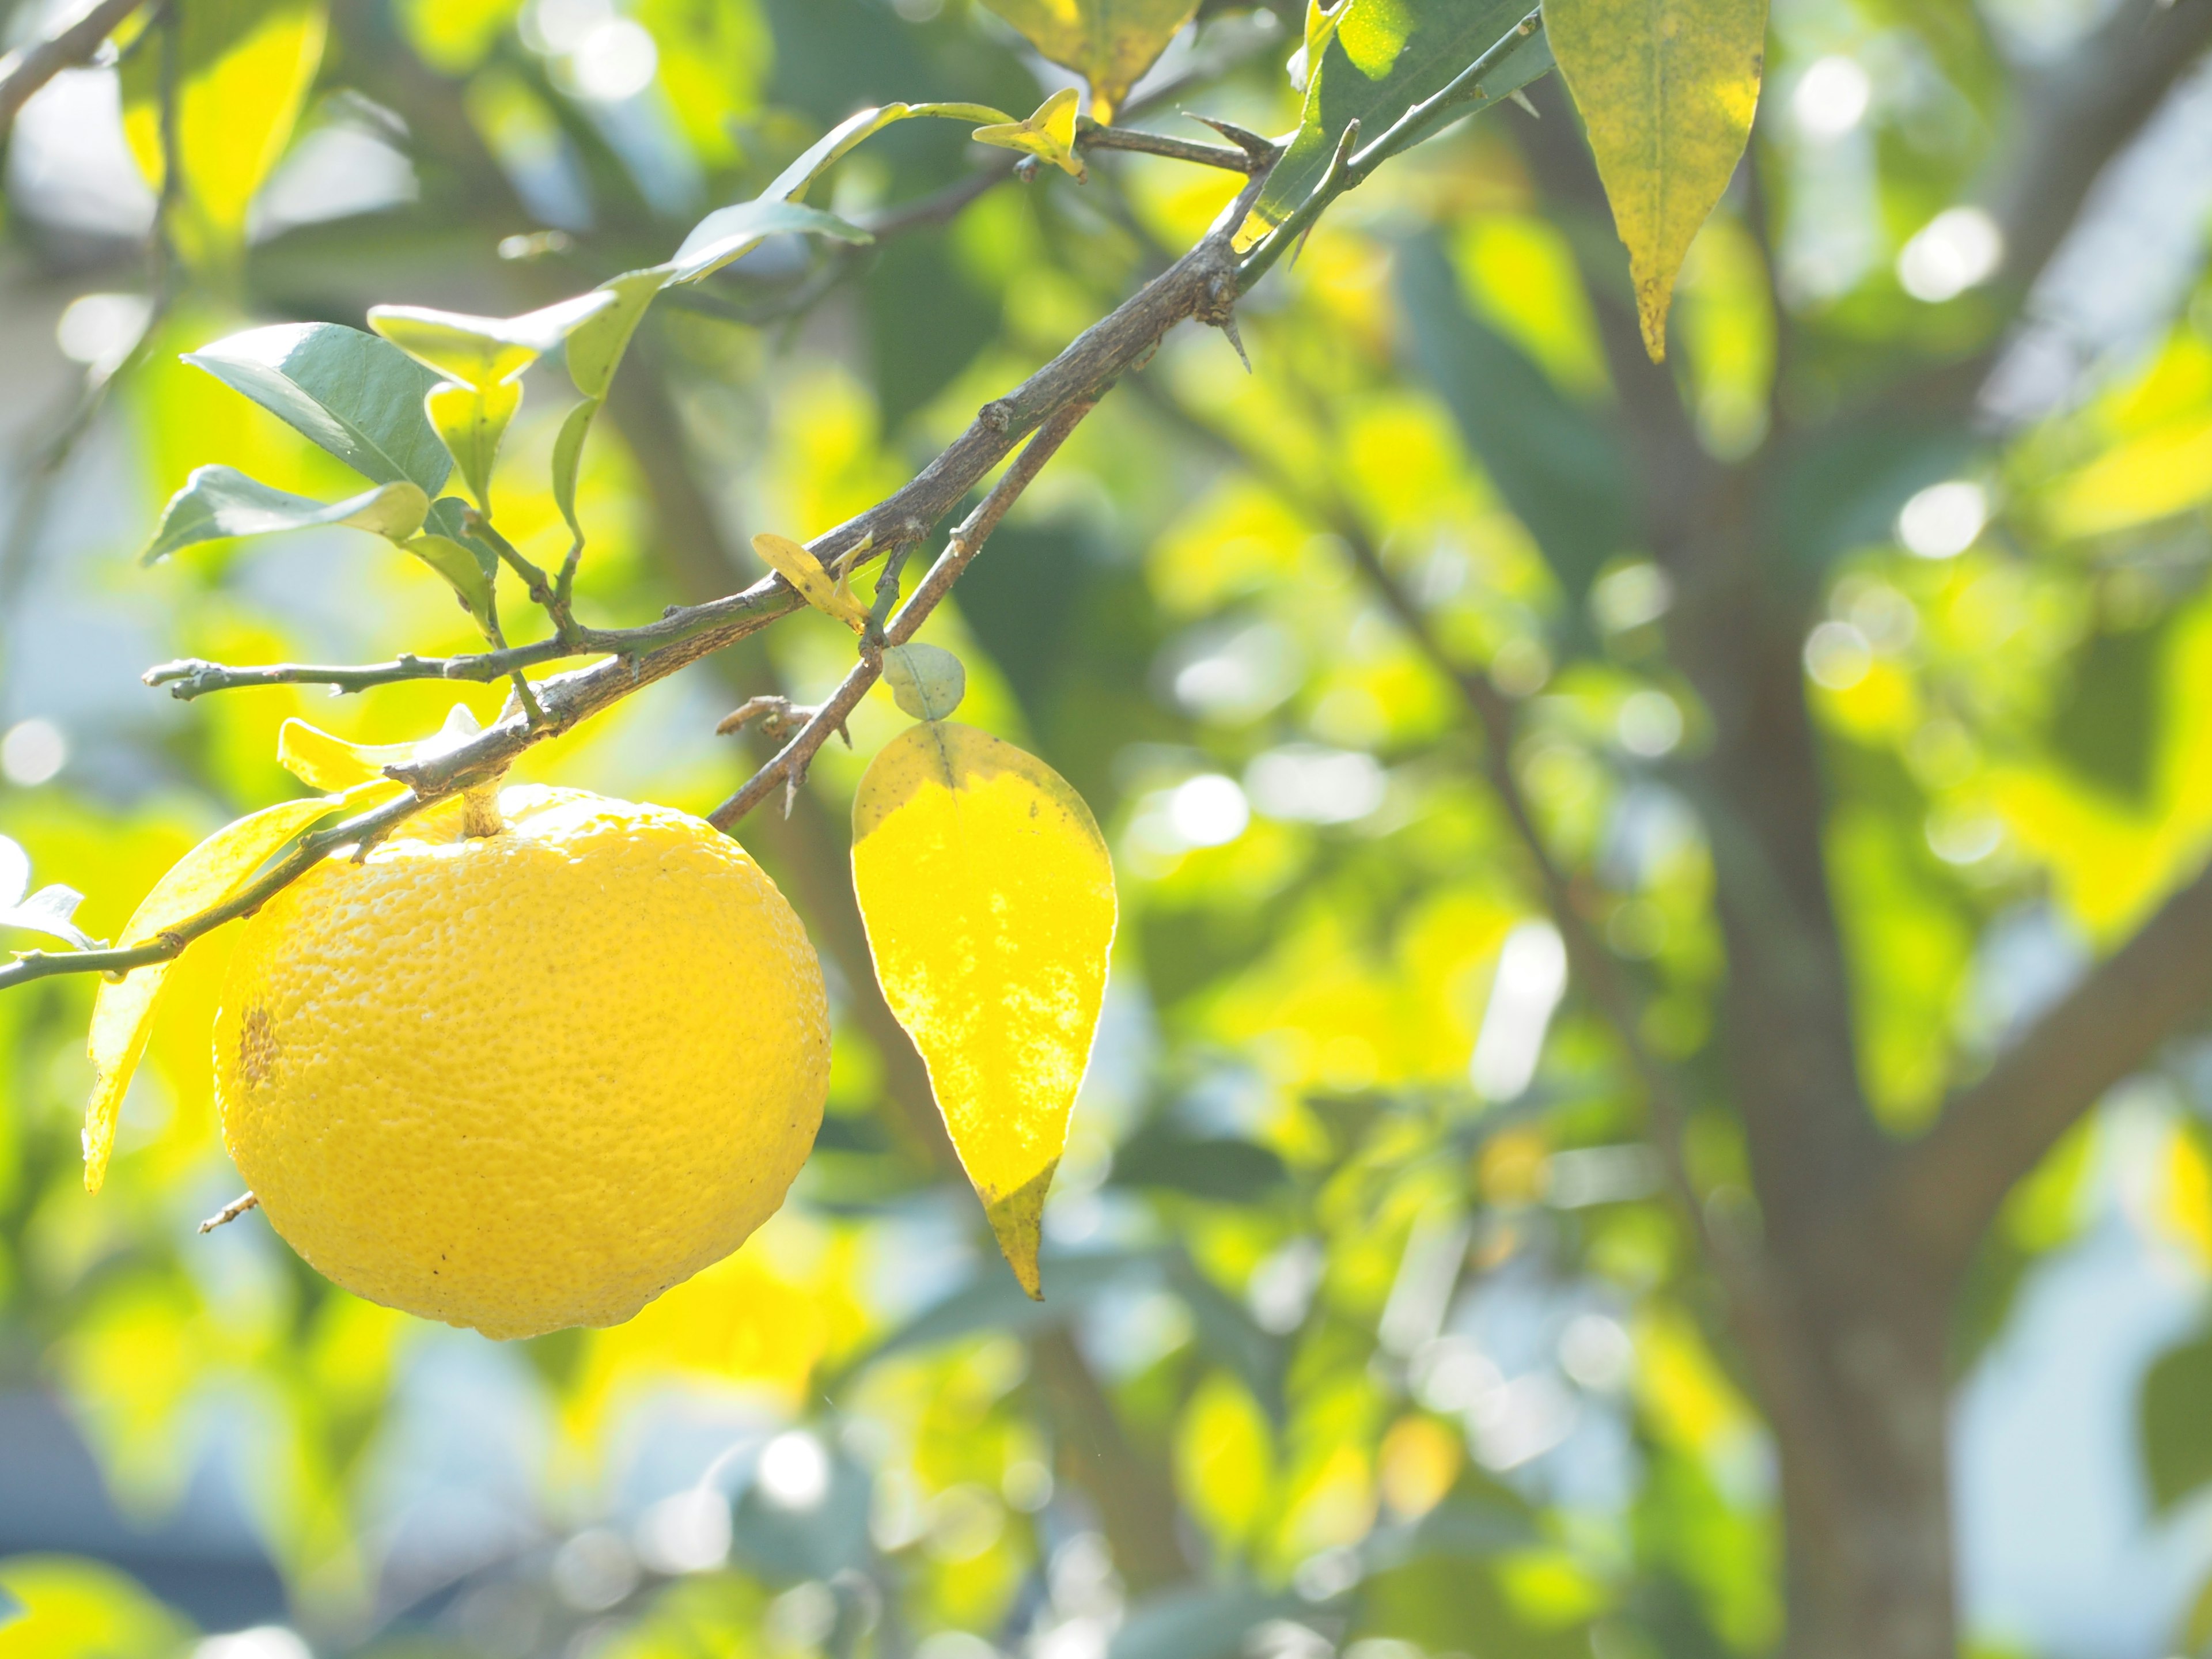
[567, 267, 678, 399]
[671, 197, 875, 285]
[185, 322, 453, 494]
[552, 396, 601, 544]
[141, 466, 429, 565]
[978, 0, 1199, 122]
[1546, 0, 1769, 361]
[427, 378, 523, 511]
[1244, 0, 1554, 249]
[367, 290, 618, 389]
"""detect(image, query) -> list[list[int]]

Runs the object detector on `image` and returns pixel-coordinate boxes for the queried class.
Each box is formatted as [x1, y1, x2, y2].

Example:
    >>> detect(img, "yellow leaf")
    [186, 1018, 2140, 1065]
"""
[972, 88, 1088, 181]
[977, 0, 1199, 123]
[851, 722, 1117, 1296]
[84, 793, 355, 1192]
[753, 531, 872, 630]
[277, 720, 414, 791]
[121, 0, 327, 270]
[426, 377, 524, 512]
[278, 705, 484, 793]
[1545, 0, 1768, 361]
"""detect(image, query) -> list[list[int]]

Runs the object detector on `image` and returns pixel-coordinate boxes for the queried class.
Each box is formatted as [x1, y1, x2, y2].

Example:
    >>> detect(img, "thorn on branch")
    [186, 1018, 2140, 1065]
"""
[198, 1191, 259, 1234]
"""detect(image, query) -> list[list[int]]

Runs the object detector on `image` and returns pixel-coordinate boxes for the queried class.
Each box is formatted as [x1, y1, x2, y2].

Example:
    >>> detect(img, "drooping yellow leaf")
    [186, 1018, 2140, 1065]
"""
[753, 532, 872, 630]
[1545, 0, 1768, 361]
[85, 794, 351, 1191]
[978, 0, 1200, 123]
[851, 722, 1118, 1296]
[426, 377, 524, 511]
[972, 88, 1088, 181]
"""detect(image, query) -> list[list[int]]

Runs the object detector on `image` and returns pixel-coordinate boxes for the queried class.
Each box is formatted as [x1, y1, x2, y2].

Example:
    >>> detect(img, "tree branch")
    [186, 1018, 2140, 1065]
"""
[1894, 858, 2212, 1269]
[0, 0, 143, 134]
[707, 396, 1096, 829]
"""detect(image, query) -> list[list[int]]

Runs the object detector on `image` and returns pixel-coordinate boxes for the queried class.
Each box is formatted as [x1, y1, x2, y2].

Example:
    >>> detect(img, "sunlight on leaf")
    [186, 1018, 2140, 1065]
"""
[1546, 0, 1769, 361]
[1246, 0, 1554, 250]
[185, 323, 452, 494]
[973, 88, 1088, 181]
[851, 722, 1117, 1297]
[120, 0, 327, 268]
[426, 377, 525, 511]
[85, 794, 358, 1192]
[978, 0, 1199, 123]
[141, 467, 429, 565]
[368, 291, 618, 389]
[752, 532, 872, 630]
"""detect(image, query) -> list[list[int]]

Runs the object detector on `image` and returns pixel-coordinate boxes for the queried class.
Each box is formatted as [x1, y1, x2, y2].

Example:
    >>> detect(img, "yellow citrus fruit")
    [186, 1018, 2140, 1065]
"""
[211, 785, 829, 1340]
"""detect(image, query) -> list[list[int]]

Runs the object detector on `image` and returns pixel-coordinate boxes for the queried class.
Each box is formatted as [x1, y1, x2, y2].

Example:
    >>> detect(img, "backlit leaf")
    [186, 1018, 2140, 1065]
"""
[567, 267, 678, 399]
[551, 397, 600, 546]
[120, 0, 327, 267]
[1245, 0, 1554, 250]
[753, 532, 872, 630]
[671, 103, 1008, 284]
[426, 378, 524, 511]
[185, 323, 452, 494]
[972, 88, 1088, 181]
[85, 793, 355, 1192]
[978, 0, 1199, 123]
[1545, 0, 1768, 361]
[368, 291, 618, 389]
[851, 722, 1117, 1296]
[882, 643, 968, 721]
[0, 885, 99, 952]
[141, 467, 429, 565]
[277, 720, 415, 792]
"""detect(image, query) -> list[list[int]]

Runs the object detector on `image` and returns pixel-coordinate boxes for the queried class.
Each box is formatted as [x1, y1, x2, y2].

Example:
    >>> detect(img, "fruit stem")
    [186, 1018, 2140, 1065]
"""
[461, 782, 505, 838]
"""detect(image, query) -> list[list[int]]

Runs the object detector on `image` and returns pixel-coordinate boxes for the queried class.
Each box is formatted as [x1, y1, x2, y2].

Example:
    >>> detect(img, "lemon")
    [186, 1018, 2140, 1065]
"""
[211, 785, 829, 1340]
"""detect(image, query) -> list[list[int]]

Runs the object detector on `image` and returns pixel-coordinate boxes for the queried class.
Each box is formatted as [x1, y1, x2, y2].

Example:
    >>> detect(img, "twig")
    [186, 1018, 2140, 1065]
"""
[198, 1192, 259, 1233]
[707, 395, 1099, 830]
[9, 162, 1278, 988]
[1238, 7, 1544, 291]
[0, 789, 430, 992]
[1075, 118, 1260, 172]
[0, 0, 145, 135]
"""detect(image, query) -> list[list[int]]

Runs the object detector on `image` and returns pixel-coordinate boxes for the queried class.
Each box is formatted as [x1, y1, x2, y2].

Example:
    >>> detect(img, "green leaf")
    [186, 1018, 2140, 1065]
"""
[882, 643, 968, 721]
[2143, 1324, 2212, 1512]
[670, 198, 874, 286]
[405, 532, 499, 630]
[185, 322, 453, 494]
[551, 396, 601, 544]
[979, 0, 1200, 123]
[566, 266, 678, 399]
[1546, 0, 1770, 361]
[1245, 0, 1554, 249]
[1396, 237, 1630, 603]
[426, 378, 524, 511]
[368, 290, 619, 389]
[141, 465, 430, 565]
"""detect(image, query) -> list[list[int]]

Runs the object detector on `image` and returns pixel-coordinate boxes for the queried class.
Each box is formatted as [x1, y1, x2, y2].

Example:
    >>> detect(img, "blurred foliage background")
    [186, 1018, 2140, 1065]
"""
[7, 0, 2212, 1656]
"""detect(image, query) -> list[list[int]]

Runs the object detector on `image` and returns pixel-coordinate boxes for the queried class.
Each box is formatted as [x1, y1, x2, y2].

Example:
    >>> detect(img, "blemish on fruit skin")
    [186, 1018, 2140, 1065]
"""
[240, 1005, 278, 1087]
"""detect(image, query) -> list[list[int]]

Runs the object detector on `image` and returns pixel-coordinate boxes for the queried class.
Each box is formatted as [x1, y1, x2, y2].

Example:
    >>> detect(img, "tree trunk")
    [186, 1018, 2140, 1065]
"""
[1764, 1227, 1957, 1659]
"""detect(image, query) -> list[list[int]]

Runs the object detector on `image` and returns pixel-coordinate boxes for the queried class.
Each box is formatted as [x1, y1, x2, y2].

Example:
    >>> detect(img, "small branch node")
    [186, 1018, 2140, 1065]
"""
[979, 400, 1015, 432]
